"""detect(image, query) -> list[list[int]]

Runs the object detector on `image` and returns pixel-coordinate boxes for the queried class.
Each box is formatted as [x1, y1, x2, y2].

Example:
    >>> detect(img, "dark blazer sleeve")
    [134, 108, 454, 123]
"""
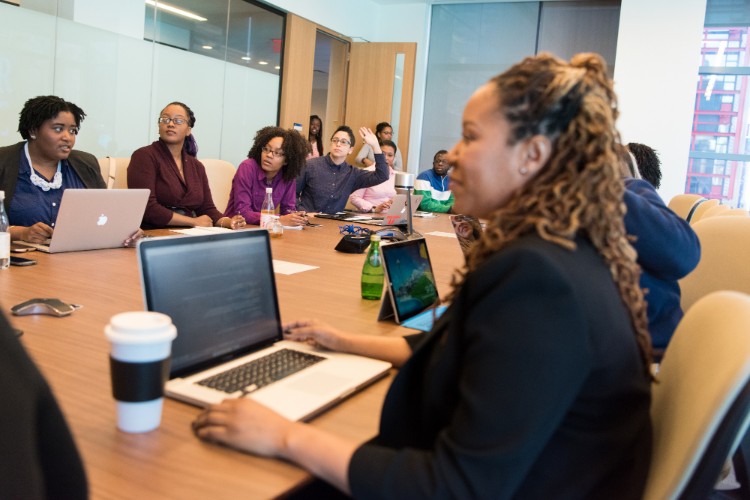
[68, 150, 106, 189]
[349, 248, 594, 500]
[296, 165, 310, 212]
[0, 312, 88, 500]
[0, 142, 26, 211]
[623, 178, 700, 281]
[352, 153, 389, 190]
[128, 147, 177, 228]
[193, 160, 223, 223]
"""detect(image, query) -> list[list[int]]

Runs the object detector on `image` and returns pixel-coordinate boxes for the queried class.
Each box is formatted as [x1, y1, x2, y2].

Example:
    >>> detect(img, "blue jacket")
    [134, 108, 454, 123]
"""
[623, 178, 701, 350]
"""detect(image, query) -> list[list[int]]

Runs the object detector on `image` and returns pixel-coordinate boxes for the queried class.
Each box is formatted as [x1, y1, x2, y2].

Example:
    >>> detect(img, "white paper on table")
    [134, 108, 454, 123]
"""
[272, 260, 319, 275]
[425, 231, 457, 238]
[171, 227, 233, 236]
[282, 225, 304, 230]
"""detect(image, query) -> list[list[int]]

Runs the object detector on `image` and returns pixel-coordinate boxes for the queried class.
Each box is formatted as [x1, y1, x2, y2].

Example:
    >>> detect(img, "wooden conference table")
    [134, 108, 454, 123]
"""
[0, 215, 465, 500]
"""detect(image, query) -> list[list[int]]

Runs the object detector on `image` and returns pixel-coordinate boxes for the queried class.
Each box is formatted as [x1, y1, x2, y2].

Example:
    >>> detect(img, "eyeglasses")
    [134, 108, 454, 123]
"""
[158, 117, 188, 125]
[331, 138, 351, 146]
[261, 147, 285, 157]
[339, 224, 370, 235]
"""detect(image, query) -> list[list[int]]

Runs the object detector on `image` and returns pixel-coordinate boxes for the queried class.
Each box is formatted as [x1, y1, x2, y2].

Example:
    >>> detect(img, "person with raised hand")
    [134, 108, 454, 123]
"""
[194, 53, 653, 500]
[296, 126, 389, 213]
[355, 122, 403, 171]
[348, 140, 399, 213]
[128, 102, 244, 230]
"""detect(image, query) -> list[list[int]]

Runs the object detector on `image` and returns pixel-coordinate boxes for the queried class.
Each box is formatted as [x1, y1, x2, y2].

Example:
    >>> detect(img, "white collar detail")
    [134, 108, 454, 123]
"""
[25, 142, 62, 191]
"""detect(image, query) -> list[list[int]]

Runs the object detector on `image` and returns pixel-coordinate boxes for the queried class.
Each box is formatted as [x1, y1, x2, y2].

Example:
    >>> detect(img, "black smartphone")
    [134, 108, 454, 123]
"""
[10, 256, 37, 266]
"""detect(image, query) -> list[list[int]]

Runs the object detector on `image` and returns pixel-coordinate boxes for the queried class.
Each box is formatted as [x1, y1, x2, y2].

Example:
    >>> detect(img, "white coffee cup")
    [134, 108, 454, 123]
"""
[104, 311, 177, 433]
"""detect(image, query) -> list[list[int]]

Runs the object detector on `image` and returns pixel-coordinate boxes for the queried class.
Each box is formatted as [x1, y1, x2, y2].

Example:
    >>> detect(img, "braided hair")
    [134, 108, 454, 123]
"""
[164, 102, 198, 157]
[247, 126, 311, 183]
[18, 96, 86, 140]
[309, 115, 324, 157]
[452, 53, 652, 375]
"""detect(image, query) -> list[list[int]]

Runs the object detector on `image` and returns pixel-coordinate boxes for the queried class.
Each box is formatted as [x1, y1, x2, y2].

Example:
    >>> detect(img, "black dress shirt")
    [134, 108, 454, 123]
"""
[0, 312, 88, 499]
[348, 233, 652, 500]
[296, 153, 389, 213]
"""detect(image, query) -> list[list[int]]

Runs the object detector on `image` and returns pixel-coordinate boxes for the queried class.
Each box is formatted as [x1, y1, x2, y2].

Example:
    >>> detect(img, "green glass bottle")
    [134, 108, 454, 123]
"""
[361, 234, 384, 300]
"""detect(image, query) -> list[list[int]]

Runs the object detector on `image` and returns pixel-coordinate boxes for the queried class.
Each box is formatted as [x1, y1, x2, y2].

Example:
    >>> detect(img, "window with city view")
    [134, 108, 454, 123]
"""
[687, 2, 750, 208]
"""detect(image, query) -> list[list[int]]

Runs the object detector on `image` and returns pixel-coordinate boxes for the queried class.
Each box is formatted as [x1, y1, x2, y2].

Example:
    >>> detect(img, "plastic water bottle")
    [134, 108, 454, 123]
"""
[270, 215, 284, 239]
[260, 187, 274, 229]
[0, 191, 9, 270]
[361, 235, 384, 300]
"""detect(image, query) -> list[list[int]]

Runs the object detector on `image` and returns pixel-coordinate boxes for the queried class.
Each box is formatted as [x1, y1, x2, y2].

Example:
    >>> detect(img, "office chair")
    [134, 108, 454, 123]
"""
[97, 157, 130, 189]
[689, 199, 719, 225]
[700, 205, 730, 220]
[200, 159, 236, 213]
[642, 291, 750, 500]
[716, 209, 750, 218]
[680, 216, 750, 312]
[668, 194, 706, 222]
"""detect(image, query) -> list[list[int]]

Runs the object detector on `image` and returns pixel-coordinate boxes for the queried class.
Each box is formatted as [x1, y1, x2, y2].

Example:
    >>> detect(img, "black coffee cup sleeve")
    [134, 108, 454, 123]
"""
[110, 356, 171, 402]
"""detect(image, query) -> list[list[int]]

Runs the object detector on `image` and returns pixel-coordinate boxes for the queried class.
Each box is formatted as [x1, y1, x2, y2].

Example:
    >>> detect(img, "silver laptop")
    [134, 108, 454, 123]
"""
[16, 189, 149, 253]
[137, 230, 392, 422]
[358, 193, 423, 226]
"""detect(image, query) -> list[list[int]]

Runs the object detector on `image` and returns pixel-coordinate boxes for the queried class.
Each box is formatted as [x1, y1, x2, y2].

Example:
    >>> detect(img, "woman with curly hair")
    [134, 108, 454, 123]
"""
[193, 53, 652, 500]
[224, 126, 311, 226]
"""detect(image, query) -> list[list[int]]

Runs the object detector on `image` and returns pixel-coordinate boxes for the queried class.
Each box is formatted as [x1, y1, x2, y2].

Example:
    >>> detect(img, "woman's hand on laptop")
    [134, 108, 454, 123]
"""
[283, 319, 350, 352]
[23, 222, 54, 243]
[193, 398, 294, 457]
[123, 229, 144, 248]
[375, 200, 392, 213]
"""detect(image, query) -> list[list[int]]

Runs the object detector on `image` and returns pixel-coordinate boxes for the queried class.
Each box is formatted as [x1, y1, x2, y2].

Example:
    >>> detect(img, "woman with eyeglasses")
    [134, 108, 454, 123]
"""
[348, 140, 398, 213]
[194, 54, 652, 499]
[355, 121, 403, 171]
[0, 95, 141, 246]
[224, 127, 310, 227]
[128, 102, 245, 230]
[296, 126, 388, 213]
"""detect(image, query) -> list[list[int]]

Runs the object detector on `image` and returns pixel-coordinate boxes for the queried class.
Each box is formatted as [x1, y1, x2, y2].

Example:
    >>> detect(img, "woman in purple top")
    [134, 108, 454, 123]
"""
[224, 126, 310, 226]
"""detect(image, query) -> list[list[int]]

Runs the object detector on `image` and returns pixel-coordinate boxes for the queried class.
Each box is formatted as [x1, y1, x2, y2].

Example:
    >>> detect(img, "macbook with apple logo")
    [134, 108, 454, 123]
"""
[15, 189, 150, 253]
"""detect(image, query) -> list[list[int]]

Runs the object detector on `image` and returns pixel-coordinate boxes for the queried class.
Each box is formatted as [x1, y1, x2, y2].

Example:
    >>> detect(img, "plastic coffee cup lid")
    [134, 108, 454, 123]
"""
[105, 311, 176, 345]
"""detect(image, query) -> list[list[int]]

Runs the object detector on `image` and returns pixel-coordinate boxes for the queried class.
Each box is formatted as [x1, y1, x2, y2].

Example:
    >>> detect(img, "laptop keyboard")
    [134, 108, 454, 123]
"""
[196, 348, 326, 394]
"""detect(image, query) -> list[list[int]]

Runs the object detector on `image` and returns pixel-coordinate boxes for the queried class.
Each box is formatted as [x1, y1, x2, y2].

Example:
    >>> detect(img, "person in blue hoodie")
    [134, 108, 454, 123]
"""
[414, 150, 454, 213]
[622, 155, 700, 354]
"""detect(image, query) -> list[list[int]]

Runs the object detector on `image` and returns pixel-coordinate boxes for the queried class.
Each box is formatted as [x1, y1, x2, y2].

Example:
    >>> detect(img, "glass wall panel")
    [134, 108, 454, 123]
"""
[419, 2, 540, 173]
[0, 0, 282, 167]
[419, 1, 621, 174]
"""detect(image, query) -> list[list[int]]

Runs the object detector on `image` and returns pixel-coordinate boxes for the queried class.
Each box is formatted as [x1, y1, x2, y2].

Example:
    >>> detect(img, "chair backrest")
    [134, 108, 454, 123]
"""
[689, 199, 720, 225]
[716, 208, 750, 218]
[680, 216, 750, 312]
[700, 205, 730, 219]
[200, 159, 236, 214]
[668, 194, 706, 221]
[97, 157, 130, 189]
[642, 291, 750, 500]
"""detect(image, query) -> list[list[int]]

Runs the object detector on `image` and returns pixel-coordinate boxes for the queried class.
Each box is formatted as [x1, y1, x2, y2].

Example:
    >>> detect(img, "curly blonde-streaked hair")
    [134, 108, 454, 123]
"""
[453, 52, 652, 373]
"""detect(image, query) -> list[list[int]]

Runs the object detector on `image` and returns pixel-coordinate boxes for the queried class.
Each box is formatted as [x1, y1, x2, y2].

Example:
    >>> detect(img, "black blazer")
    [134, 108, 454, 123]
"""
[0, 141, 106, 212]
[0, 311, 88, 499]
[349, 233, 652, 500]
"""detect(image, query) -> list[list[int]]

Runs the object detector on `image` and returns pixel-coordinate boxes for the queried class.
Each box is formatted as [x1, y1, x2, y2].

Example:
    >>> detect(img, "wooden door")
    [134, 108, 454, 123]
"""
[344, 42, 417, 168]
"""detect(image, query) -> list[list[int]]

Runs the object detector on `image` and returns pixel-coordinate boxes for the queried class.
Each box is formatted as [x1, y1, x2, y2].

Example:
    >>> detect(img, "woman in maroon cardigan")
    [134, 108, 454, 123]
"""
[128, 102, 245, 230]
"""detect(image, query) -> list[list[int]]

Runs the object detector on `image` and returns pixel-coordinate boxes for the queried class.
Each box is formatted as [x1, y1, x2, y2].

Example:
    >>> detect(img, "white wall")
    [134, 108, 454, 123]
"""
[263, 0, 381, 42]
[614, 0, 707, 202]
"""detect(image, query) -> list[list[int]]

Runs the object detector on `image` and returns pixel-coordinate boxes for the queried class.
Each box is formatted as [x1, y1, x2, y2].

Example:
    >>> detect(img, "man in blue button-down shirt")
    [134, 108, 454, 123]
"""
[296, 126, 389, 213]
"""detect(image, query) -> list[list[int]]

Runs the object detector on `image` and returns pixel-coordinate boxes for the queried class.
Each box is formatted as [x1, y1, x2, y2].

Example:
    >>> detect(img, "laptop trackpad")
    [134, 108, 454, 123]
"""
[286, 372, 352, 397]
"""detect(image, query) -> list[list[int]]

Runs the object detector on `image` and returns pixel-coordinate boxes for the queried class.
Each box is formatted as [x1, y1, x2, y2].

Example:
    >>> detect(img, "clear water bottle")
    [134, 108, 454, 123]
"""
[270, 215, 284, 239]
[0, 191, 9, 270]
[260, 187, 274, 229]
[361, 235, 384, 300]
